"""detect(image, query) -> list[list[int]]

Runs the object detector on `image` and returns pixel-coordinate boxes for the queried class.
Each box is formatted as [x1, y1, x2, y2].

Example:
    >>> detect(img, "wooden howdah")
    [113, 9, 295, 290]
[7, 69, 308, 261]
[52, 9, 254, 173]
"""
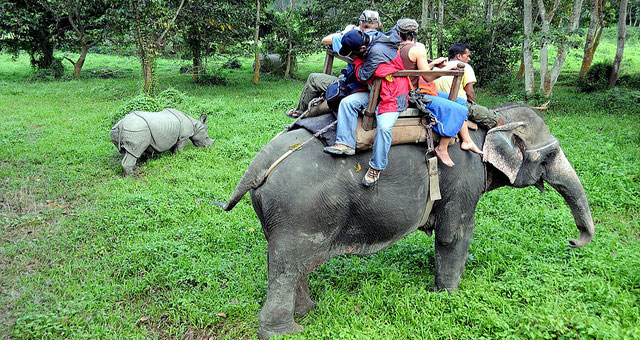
[322, 48, 465, 131]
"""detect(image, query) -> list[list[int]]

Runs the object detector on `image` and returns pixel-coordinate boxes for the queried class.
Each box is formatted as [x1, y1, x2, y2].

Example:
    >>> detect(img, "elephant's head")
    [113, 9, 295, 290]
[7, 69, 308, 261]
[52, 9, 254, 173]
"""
[482, 105, 594, 248]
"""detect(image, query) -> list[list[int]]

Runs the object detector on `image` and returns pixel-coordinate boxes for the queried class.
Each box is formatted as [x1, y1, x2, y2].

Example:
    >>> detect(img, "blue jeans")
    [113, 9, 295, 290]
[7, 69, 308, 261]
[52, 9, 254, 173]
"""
[335, 91, 399, 171]
[369, 111, 399, 170]
[335, 91, 370, 149]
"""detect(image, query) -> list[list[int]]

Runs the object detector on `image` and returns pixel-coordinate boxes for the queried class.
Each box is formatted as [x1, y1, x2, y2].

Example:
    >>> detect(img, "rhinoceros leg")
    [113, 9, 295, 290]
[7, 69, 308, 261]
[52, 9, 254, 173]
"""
[433, 200, 476, 292]
[171, 139, 189, 154]
[294, 275, 316, 317]
[121, 151, 138, 176]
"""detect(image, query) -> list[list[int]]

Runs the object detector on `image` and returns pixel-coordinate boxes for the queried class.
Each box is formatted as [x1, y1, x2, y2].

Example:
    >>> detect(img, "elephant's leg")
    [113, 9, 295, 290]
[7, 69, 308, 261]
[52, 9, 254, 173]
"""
[171, 139, 189, 153]
[258, 243, 303, 340]
[294, 275, 317, 317]
[433, 207, 476, 292]
[121, 151, 137, 175]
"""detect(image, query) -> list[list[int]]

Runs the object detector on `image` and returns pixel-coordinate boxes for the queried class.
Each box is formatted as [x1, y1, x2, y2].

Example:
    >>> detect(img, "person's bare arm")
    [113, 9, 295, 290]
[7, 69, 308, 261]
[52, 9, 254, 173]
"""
[464, 82, 476, 102]
[413, 45, 448, 81]
[321, 24, 357, 45]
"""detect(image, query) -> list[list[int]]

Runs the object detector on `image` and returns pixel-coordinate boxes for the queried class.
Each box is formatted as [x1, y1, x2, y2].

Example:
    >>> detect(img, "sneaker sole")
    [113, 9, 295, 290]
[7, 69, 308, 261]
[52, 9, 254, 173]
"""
[323, 147, 355, 156]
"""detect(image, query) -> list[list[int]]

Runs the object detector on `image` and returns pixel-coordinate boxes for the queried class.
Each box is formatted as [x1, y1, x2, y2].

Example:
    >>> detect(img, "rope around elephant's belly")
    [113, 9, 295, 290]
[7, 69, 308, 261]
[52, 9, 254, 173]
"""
[259, 120, 338, 186]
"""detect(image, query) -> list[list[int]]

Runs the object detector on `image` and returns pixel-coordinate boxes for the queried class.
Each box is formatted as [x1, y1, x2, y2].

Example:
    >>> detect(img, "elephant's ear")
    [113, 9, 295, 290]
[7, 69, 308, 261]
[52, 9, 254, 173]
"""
[483, 122, 526, 184]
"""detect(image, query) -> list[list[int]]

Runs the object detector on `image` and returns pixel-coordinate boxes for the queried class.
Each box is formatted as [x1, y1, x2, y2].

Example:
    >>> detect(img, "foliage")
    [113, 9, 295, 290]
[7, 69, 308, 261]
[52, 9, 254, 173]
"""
[0, 0, 59, 69]
[577, 62, 614, 92]
[27, 58, 65, 81]
[446, 17, 522, 85]
[221, 57, 241, 69]
[43, 0, 114, 50]
[196, 68, 227, 86]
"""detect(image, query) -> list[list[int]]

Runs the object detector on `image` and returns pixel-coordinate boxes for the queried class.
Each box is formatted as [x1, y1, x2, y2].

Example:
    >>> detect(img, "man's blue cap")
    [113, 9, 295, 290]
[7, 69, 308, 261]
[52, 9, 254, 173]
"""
[338, 30, 367, 57]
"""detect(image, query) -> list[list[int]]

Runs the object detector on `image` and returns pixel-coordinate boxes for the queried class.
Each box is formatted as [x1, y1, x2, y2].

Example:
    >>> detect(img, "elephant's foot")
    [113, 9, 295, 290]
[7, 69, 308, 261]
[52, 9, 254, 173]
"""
[258, 321, 303, 340]
[294, 298, 317, 317]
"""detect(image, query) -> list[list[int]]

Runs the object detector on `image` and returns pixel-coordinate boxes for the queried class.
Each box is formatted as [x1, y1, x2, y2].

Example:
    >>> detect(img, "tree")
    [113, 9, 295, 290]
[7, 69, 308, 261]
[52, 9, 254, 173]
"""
[254, 0, 261, 85]
[113, 0, 185, 94]
[0, 0, 59, 69]
[284, 0, 296, 78]
[523, 0, 535, 94]
[179, 0, 255, 82]
[544, 0, 584, 96]
[610, 0, 629, 85]
[579, 0, 609, 76]
[42, 0, 113, 78]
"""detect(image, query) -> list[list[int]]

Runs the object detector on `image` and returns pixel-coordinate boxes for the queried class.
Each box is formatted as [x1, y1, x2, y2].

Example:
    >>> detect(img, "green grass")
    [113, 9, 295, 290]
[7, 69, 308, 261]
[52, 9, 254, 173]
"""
[1, 29, 639, 339]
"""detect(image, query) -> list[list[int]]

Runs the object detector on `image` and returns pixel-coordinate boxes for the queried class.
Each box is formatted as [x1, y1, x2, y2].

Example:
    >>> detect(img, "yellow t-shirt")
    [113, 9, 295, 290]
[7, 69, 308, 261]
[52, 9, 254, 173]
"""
[434, 61, 476, 100]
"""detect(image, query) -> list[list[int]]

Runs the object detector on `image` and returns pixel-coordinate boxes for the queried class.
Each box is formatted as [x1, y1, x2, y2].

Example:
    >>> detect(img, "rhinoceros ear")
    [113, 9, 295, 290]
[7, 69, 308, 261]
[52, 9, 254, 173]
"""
[482, 122, 526, 184]
[199, 114, 208, 124]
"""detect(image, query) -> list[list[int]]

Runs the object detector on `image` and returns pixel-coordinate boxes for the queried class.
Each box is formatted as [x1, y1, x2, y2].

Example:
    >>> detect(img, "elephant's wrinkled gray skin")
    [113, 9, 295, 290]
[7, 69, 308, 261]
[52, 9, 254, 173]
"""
[215, 105, 594, 340]
[111, 109, 214, 175]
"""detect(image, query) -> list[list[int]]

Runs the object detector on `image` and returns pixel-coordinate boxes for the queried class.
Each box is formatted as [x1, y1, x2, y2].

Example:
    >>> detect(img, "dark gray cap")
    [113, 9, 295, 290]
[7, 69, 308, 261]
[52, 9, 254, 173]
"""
[397, 18, 419, 33]
[359, 10, 380, 23]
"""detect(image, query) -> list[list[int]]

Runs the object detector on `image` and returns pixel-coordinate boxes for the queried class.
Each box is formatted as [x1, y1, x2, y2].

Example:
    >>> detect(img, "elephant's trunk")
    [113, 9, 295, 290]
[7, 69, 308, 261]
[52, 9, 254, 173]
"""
[543, 149, 594, 247]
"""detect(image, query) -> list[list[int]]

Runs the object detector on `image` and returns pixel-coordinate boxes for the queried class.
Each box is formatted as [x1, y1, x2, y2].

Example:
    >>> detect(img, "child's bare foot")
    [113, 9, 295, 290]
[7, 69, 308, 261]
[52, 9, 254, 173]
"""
[461, 141, 483, 155]
[435, 147, 455, 167]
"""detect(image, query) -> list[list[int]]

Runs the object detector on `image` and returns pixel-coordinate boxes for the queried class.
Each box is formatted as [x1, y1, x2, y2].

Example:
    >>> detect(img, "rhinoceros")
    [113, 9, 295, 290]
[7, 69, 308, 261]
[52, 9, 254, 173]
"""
[110, 108, 214, 175]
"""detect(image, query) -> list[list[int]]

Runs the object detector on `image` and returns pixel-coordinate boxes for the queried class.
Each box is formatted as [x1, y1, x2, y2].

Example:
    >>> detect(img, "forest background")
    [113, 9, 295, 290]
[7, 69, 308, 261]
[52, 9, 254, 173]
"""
[1, 0, 639, 339]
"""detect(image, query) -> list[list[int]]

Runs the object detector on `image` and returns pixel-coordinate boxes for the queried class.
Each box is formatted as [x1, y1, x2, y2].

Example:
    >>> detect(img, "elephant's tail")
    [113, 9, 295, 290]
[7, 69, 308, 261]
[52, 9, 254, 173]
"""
[213, 138, 285, 211]
[212, 170, 266, 211]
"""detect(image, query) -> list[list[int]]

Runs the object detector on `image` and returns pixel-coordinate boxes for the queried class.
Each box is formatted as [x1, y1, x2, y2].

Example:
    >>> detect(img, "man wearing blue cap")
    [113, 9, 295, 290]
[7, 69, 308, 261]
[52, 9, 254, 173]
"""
[286, 10, 382, 118]
[323, 24, 409, 186]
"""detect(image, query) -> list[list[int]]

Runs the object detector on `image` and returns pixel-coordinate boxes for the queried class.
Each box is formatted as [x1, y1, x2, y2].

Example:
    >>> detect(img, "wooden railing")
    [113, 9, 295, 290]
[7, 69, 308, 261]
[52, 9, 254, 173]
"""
[323, 49, 465, 131]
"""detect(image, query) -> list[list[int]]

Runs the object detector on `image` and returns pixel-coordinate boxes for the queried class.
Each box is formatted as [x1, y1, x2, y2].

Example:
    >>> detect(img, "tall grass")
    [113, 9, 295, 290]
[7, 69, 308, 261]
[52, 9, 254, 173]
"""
[1, 28, 639, 339]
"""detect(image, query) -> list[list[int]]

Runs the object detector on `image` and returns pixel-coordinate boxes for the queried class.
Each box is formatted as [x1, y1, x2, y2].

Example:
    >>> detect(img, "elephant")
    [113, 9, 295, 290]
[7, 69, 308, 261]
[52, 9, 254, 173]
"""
[214, 104, 594, 340]
[110, 109, 214, 175]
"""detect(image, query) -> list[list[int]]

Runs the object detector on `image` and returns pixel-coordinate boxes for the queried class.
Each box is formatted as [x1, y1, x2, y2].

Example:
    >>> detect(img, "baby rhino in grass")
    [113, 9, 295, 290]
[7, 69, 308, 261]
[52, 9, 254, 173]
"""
[110, 108, 214, 175]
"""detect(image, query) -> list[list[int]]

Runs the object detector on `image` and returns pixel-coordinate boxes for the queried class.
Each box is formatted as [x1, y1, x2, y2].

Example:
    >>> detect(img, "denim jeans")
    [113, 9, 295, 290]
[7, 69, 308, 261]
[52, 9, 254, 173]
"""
[369, 111, 399, 170]
[335, 91, 399, 171]
[335, 91, 370, 149]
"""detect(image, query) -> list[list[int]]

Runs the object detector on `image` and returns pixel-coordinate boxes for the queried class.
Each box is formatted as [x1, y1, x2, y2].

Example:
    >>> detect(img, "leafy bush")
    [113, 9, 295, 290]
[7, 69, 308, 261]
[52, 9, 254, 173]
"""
[157, 87, 185, 107]
[110, 94, 162, 126]
[109, 88, 204, 127]
[445, 18, 522, 86]
[589, 87, 640, 113]
[618, 73, 640, 90]
[484, 71, 521, 96]
[576, 62, 613, 92]
[221, 57, 241, 69]
[196, 68, 227, 86]
[86, 67, 125, 78]
[28, 58, 65, 81]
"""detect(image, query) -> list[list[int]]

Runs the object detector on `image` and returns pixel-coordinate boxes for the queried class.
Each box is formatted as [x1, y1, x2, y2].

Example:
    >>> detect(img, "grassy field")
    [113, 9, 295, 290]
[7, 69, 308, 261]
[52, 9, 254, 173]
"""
[1, 28, 639, 339]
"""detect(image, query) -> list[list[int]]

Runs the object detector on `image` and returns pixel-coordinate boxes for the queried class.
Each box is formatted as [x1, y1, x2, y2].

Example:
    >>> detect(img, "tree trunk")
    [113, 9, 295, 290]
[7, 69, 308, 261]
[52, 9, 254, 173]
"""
[284, 0, 294, 78]
[546, 0, 584, 96]
[253, 0, 261, 85]
[579, 0, 606, 76]
[73, 42, 89, 78]
[484, 0, 494, 22]
[523, 0, 535, 94]
[516, 50, 525, 79]
[189, 27, 202, 82]
[609, 0, 628, 85]
[438, 0, 444, 57]
[421, 0, 430, 56]
[536, 0, 556, 94]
